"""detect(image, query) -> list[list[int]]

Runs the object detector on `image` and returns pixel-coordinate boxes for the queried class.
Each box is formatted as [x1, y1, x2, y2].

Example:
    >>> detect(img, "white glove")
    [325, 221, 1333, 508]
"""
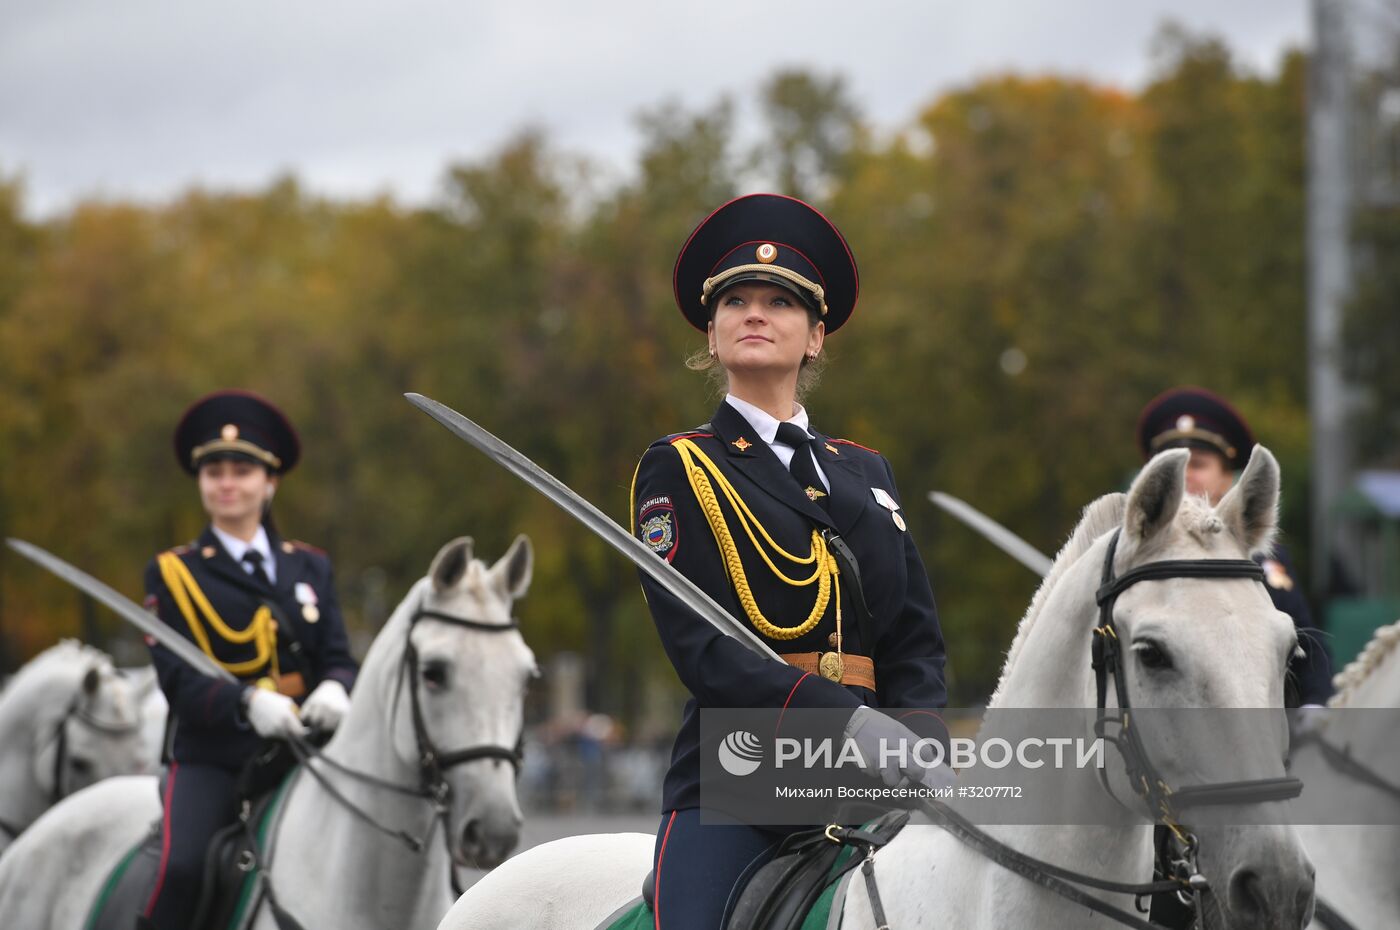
[845, 706, 955, 790]
[1290, 704, 1328, 739]
[246, 689, 308, 740]
[299, 679, 351, 732]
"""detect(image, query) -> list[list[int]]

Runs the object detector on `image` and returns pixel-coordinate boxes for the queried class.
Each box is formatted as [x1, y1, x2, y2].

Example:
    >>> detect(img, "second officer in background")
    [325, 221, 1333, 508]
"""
[138, 390, 359, 930]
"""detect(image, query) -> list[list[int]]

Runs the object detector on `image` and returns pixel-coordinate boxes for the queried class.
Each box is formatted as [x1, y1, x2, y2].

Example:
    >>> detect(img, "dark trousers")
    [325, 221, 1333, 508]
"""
[651, 809, 786, 930]
[143, 762, 239, 929]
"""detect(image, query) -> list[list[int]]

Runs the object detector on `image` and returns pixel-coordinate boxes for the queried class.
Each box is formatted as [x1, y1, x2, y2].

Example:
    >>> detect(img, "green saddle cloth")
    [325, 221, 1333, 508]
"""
[599, 844, 859, 930]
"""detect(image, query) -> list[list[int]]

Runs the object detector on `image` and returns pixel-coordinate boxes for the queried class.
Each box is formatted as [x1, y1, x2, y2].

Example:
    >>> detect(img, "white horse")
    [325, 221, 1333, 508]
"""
[0, 640, 148, 855]
[441, 447, 1314, 930]
[1298, 620, 1400, 930]
[0, 535, 539, 930]
[117, 664, 169, 769]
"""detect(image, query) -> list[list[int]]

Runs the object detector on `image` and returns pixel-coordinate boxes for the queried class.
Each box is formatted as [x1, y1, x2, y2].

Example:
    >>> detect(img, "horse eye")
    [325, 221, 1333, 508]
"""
[69, 756, 94, 776]
[1136, 642, 1172, 671]
[422, 662, 450, 690]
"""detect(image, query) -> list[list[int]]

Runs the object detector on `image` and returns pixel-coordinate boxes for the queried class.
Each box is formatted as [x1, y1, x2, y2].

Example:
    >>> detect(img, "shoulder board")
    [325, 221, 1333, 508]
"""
[644, 427, 713, 450]
[829, 438, 880, 455]
[165, 543, 194, 557]
[665, 430, 713, 445]
[287, 539, 326, 556]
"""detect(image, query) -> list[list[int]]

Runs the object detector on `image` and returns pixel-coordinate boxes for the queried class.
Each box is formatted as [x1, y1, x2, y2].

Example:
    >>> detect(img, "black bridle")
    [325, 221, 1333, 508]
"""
[287, 601, 525, 848]
[864, 529, 1310, 930]
[1090, 528, 1304, 915]
[402, 607, 525, 788]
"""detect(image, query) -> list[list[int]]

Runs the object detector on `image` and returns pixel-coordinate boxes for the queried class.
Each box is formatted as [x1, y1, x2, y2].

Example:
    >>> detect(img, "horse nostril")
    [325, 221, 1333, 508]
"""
[460, 819, 481, 851]
[1228, 867, 1267, 921]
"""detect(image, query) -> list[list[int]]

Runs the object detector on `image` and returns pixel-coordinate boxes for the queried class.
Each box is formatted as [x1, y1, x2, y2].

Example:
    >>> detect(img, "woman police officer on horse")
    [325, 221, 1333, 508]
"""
[137, 390, 359, 930]
[630, 194, 951, 929]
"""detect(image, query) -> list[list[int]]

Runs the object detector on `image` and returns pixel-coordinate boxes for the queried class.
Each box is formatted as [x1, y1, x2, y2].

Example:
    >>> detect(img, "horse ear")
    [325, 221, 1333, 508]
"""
[1124, 449, 1189, 547]
[81, 665, 101, 697]
[491, 534, 533, 600]
[430, 537, 474, 593]
[1215, 445, 1279, 556]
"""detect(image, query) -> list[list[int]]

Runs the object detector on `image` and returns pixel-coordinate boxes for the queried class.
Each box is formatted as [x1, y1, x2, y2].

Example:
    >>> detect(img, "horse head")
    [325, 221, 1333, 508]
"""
[994, 447, 1314, 929]
[1105, 447, 1313, 928]
[17, 644, 148, 805]
[331, 535, 540, 874]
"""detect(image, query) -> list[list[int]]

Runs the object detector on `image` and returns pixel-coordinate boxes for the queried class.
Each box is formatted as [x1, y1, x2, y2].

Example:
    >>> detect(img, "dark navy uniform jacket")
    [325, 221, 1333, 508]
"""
[143, 525, 358, 769]
[1260, 544, 1332, 707]
[632, 401, 948, 812]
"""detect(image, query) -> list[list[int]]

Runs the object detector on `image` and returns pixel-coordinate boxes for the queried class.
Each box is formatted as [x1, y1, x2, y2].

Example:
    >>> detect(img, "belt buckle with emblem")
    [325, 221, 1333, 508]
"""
[818, 651, 844, 682]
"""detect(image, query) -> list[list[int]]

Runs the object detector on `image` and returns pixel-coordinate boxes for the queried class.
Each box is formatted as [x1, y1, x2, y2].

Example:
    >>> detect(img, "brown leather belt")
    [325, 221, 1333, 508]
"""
[779, 652, 876, 691]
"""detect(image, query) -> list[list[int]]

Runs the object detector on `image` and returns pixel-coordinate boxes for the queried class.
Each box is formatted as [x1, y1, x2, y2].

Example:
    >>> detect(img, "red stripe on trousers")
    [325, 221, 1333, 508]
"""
[653, 810, 676, 930]
[143, 762, 180, 916]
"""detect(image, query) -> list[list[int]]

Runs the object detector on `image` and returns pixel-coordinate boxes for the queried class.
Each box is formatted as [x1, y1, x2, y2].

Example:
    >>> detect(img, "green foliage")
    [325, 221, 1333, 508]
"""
[0, 27, 1322, 710]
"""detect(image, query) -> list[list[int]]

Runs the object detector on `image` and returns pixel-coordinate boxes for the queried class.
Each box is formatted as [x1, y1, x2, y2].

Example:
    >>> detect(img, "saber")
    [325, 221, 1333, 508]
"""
[405, 393, 783, 663]
[6, 538, 237, 683]
[926, 492, 1052, 576]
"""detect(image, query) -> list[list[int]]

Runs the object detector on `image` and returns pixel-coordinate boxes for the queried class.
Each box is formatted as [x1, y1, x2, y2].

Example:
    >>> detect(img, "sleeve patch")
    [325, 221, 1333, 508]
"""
[638, 496, 678, 560]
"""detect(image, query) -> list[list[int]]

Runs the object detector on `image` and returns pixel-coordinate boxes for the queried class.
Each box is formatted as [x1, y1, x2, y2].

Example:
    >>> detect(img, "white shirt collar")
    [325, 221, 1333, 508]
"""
[724, 394, 811, 446]
[211, 524, 274, 580]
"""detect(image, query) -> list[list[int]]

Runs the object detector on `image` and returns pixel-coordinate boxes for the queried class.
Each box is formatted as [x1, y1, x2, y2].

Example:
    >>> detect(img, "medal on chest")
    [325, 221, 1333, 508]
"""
[295, 582, 320, 623]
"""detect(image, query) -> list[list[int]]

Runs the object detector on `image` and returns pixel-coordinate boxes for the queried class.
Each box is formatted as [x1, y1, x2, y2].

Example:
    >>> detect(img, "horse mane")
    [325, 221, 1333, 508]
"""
[0, 640, 112, 732]
[988, 493, 1126, 708]
[6, 640, 110, 690]
[1329, 619, 1400, 708]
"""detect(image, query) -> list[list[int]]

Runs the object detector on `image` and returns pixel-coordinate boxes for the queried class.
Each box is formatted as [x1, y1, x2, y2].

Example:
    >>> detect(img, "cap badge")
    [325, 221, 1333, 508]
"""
[1176, 415, 1195, 432]
[732, 437, 753, 452]
[221, 423, 239, 441]
[755, 243, 778, 264]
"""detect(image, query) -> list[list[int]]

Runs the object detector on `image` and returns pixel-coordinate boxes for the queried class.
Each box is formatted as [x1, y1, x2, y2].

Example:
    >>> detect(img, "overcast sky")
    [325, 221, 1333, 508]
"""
[0, 0, 1309, 217]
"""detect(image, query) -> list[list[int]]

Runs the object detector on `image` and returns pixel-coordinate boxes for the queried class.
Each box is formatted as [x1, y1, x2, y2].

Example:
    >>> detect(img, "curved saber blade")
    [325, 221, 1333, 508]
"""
[6, 538, 237, 683]
[926, 492, 1052, 576]
[405, 392, 782, 663]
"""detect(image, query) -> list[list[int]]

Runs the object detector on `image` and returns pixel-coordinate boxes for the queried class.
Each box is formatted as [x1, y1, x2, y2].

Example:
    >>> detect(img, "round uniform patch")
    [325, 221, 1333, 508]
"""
[642, 513, 674, 553]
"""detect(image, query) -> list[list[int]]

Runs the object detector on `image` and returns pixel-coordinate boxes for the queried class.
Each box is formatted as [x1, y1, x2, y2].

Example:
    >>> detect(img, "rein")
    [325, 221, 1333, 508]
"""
[856, 529, 1304, 930]
[1291, 730, 1400, 803]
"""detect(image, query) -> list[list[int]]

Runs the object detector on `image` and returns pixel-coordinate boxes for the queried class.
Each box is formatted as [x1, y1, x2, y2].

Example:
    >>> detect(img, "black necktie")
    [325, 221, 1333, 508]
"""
[775, 422, 829, 511]
[242, 549, 272, 587]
